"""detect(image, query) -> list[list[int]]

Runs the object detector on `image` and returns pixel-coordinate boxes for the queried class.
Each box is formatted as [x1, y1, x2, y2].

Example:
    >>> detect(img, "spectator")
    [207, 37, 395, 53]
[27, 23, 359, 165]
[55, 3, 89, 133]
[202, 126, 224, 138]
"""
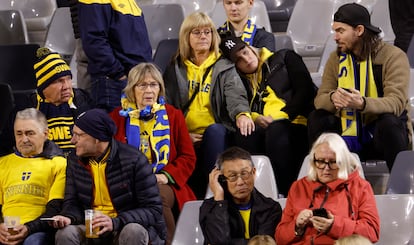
[275, 133, 379, 244]
[335, 234, 372, 245]
[0, 108, 66, 245]
[220, 33, 317, 196]
[248, 235, 277, 245]
[200, 147, 282, 244]
[307, 3, 412, 171]
[0, 47, 92, 157]
[109, 62, 196, 245]
[389, 0, 414, 53]
[164, 12, 254, 198]
[218, 0, 275, 51]
[78, 0, 152, 112]
[52, 109, 166, 245]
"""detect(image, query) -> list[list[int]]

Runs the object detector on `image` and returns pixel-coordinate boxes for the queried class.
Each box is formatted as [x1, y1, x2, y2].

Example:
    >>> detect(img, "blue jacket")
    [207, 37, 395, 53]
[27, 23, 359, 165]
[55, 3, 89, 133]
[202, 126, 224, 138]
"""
[61, 139, 166, 244]
[78, 0, 152, 79]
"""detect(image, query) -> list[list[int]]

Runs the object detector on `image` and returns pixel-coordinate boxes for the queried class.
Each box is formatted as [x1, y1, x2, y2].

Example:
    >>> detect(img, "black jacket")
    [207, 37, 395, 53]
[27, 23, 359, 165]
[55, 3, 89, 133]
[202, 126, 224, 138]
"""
[199, 189, 282, 245]
[61, 139, 166, 244]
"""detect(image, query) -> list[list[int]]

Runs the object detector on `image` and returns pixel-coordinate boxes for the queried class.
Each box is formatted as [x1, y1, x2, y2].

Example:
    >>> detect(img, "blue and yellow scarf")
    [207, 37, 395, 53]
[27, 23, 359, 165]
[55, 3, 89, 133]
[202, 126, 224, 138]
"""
[119, 96, 170, 173]
[218, 18, 257, 46]
[338, 53, 378, 151]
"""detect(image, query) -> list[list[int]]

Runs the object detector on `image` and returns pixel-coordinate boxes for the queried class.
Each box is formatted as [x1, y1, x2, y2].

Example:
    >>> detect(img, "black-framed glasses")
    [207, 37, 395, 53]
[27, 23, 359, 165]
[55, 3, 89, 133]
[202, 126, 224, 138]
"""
[223, 170, 253, 182]
[190, 29, 212, 37]
[313, 154, 339, 170]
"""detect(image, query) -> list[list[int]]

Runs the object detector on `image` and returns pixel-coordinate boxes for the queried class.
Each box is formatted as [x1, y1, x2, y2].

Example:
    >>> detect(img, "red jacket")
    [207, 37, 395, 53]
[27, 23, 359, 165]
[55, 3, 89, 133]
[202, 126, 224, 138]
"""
[275, 171, 380, 245]
[109, 104, 196, 210]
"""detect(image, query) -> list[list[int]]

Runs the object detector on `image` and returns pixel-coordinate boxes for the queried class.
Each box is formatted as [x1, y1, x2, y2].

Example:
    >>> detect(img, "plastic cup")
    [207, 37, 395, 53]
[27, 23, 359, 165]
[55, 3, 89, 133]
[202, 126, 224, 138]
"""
[85, 209, 100, 238]
[4, 216, 20, 235]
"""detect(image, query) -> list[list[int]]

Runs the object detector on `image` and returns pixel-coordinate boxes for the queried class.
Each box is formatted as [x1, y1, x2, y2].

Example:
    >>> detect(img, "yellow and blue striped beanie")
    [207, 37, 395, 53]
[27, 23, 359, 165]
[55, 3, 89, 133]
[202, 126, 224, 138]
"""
[34, 47, 72, 97]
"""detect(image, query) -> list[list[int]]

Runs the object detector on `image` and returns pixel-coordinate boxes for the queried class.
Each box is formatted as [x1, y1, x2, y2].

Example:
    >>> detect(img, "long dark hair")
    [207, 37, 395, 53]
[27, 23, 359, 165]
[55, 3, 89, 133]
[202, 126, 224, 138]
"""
[358, 28, 381, 61]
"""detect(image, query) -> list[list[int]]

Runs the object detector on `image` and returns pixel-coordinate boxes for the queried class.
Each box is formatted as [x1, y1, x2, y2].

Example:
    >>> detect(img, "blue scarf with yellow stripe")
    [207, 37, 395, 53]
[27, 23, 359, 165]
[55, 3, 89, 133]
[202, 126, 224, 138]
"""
[119, 96, 170, 173]
[218, 18, 257, 46]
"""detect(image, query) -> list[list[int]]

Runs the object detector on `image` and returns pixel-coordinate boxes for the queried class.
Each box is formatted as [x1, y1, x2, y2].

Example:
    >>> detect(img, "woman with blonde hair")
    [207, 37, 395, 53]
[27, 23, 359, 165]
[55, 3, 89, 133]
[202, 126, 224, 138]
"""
[163, 12, 254, 198]
[334, 234, 372, 245]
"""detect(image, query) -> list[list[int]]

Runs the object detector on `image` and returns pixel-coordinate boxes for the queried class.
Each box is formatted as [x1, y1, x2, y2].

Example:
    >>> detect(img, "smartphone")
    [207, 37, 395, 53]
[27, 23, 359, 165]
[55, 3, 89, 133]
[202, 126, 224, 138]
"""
[341, 87, 352, 93]
[218, 174, 229, 194]
[40, 217, 58, 221]
[312, 208, 328, 218]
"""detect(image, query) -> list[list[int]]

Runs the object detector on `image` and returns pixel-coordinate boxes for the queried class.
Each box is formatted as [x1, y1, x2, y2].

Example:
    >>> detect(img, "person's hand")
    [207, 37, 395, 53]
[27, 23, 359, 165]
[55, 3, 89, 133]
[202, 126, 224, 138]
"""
[209, 167, 224, 201]
[0, 223, 11, 245]
[156, 174, 168, 185]
[310, 211, 334, 233]
[331, 88, 365, 110]
[50, 215, 71, 229]
[236, 115, 255, 136]
[295, 209, 313, 229]
[93, 213, 113, 235]
[190, 133, 203, 144]
[1, 224, 28, 245]
[255, 115, 273, 129]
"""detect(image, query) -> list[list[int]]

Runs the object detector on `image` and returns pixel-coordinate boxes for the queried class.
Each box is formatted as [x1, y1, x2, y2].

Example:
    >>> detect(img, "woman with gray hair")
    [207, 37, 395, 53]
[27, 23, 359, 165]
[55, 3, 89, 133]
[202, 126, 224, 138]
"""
[275, 133, 379, 244]
[163, 12, 254, 198]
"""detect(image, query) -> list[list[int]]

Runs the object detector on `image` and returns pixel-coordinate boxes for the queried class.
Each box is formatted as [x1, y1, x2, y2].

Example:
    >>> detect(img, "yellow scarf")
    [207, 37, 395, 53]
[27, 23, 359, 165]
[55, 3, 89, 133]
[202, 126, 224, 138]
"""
[218, 18, 257, 46]
[338, 53, 378, 137]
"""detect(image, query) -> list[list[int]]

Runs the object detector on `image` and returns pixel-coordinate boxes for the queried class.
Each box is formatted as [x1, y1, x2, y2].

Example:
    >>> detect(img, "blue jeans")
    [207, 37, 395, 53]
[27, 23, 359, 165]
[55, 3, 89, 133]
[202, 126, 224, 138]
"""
[23, 232, 54, 245]
[91, 76, 127, 112]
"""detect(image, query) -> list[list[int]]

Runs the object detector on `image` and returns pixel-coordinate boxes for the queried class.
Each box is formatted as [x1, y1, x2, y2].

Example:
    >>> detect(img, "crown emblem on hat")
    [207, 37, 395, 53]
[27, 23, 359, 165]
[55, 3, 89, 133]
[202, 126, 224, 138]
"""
[225, 40, 236, 49]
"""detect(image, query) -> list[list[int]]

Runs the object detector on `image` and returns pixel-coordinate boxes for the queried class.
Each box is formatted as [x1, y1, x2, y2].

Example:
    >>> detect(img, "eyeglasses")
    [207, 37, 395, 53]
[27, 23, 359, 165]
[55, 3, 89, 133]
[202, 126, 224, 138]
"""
[223, 170, 253, 182]
[72, 132, 87, 139]
[313, 155, 339, 170]
[190, 29, 212, 37]
[135, 82, 160, 91]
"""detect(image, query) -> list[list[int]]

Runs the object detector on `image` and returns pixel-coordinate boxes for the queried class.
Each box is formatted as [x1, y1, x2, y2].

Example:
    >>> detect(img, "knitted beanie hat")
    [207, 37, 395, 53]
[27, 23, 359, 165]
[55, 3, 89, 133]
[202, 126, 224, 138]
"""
[34, 47, 72, 97]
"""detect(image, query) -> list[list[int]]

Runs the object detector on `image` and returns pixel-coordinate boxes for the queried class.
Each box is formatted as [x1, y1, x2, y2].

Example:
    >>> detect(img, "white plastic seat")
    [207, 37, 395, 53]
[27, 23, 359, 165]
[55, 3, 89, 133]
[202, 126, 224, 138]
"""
[205, 155, 279, 201]
[310, 33, 336, 87]
[210, 0, 272, 32]
[374, 194, 414, 245]
[171, 200, 204, 245]
[0, 9, 28, 45]
[369, 0, 395, 45]
[141, 4, 184, 54]
[44, 7, 75, 64]
[386, 151, 414, 194]
[0, 0, 56, 44]
[153, 0, 216, 16]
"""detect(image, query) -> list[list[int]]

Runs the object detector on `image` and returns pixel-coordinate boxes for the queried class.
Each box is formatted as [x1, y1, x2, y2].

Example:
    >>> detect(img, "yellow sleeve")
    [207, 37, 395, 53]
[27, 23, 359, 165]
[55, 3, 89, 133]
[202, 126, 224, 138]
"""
[48, 157, 67, 201]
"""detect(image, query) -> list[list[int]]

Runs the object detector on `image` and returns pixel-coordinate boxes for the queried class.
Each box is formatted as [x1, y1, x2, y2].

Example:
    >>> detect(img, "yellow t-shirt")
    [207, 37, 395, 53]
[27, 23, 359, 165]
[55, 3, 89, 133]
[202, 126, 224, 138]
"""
[0, 154, 66, 224]
[239, 209, 251, 239]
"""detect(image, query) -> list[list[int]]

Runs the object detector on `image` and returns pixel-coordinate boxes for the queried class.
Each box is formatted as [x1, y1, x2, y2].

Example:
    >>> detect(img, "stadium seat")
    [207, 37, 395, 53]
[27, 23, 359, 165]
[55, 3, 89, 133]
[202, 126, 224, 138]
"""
[369, 0, 395, 45]
[286, 0, 339, 57]
[0, 0, 57, 45]
[375, 194, 414, 245]
[0, 44, 39, 93]
[277, 197, 287, 209]
[210, 0, 272, 32]
[0, 10, 28, 45]
[407, 35, 414, 68]
[44, 7, 75, 64]
[153, 39, 178, 73]
[0, 82, 15, 135]
[205, 155, 279, 201]
[141, 4, 184, 54]
[171, 200, 204, 245]
[274, 33, 294, 51]
[310, 33, 336, 87]
[153, 0, 216, 16]
[385, 150, 414, 194]
[262, 0, 297, 32]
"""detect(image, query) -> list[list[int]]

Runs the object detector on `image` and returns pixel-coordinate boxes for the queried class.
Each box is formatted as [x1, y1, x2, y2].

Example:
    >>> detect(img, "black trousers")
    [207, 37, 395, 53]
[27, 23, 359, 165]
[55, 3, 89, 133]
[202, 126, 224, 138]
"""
[307, 109, 410, 171]
[235, 120, 309, 197]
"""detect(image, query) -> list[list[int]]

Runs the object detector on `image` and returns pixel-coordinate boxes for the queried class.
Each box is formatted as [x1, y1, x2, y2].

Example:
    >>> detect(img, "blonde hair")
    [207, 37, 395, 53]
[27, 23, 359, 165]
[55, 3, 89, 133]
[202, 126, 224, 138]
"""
[178, 12, 220, 62]
[124, 62, 166, 104]
[307, 133, 360, 181]
[248, 235, 277, 245]
[334, 234, 372, 245]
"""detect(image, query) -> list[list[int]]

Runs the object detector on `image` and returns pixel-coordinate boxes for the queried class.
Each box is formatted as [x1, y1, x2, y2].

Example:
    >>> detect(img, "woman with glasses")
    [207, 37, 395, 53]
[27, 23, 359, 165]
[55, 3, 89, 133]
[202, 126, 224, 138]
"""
[109, 62, 196, 245]
[163, 12, 255, 198]
[275, 133, 379, 244]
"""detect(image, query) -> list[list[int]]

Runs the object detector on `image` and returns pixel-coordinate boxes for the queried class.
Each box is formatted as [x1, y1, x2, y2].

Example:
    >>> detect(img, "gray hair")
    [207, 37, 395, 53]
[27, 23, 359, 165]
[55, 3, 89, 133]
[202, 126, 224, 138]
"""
[15, 108, 48, 131]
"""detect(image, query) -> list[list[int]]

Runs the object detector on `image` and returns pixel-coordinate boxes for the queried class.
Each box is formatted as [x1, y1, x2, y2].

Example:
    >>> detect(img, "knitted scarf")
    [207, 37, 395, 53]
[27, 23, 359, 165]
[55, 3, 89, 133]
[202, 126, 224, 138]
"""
[218, 18, 257, 46]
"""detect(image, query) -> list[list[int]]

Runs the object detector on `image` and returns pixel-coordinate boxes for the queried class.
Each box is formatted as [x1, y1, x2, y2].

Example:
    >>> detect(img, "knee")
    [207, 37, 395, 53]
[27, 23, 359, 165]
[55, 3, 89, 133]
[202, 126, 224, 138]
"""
[375, 113, 404, 130]
[204, 123, 226, 137]
[55, 225, 83, 243]
[119, 223, 149, 244]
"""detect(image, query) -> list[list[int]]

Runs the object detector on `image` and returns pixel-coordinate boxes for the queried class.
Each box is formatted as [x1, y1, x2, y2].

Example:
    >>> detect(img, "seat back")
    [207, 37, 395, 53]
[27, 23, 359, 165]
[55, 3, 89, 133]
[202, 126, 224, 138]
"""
[407, 35, 414, 68]
[205, 155, 279, 201]
[0, 82, 15, 134]
[141, 4, 184, 54]
[310, 33, 336, 87]
[274, 33, 294, 51]
[370, 0, 395, 45]
[44, 7, 75, 64]
[374, 194, 414, 244]
[0, 10, 28, 45]
[171, 200, 204, 245]
[210, 1, 272, 32]
[385, 150, 414, 194]
[264, 0, 297, 32]
[276, 197, 287, 209]
[153, 0, 216, 16]
[0, 44, 40, 92]
[153, 39, 178, 73]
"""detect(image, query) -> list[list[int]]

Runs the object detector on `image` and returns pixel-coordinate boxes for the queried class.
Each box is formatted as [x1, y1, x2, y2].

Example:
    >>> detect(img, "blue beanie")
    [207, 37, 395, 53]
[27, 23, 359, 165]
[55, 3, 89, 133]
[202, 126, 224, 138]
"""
[75, 109, 116, 142]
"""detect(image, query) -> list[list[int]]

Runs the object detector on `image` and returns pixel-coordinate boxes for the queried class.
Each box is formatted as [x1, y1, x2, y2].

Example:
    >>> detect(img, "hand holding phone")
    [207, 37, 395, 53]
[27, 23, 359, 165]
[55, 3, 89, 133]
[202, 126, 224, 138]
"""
[312, 208, 328, 218]
[341, 87, 352, 93]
